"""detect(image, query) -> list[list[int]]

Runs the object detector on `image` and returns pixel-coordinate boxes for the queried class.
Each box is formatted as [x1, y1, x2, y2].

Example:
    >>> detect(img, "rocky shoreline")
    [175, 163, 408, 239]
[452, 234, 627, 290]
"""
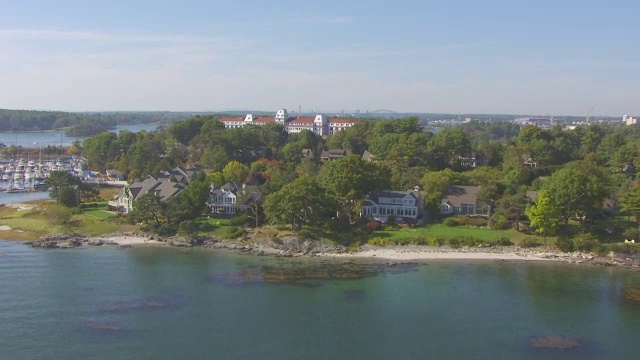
[24, 232, 640, 269]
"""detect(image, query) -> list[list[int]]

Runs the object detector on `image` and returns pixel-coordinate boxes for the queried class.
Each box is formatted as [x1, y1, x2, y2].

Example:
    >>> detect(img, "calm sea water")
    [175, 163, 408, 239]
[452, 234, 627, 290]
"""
[0, 190, 51, 205]
[0, 124, 158, 148]
[0, 240, 639, 359]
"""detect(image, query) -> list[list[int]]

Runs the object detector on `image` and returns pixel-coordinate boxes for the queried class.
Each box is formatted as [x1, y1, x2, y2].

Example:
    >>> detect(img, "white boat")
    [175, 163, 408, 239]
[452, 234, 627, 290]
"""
[25, 169, 35, 181]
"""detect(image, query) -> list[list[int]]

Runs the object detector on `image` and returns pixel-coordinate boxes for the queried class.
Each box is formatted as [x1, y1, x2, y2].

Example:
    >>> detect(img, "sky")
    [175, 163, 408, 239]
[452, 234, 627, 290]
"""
[0, 0, 638, 116]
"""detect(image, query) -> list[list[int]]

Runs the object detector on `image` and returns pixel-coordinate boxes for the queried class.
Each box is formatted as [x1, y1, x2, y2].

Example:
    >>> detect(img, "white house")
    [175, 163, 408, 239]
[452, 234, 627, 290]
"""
[207, 182, 260, 215]
[360, 187, 424, 223]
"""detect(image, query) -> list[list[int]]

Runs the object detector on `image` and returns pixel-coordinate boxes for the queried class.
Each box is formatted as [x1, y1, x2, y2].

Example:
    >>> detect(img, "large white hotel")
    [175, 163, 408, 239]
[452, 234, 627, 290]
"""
[219, 109, 357, 136]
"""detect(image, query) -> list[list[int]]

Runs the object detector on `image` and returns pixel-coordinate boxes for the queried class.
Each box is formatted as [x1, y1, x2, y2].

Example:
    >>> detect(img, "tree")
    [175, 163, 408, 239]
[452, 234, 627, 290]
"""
[178, 220, 199, 243]
[222, 160, 249, 183]
[263, 175, 330, 230]
[131, 193, 165, 224]
[525, 190, 560, 245]
[542, 162, 610, 224]
[237, 186, 262, 228]
[46, 170, 81, 206]
[420, 169, 462, 212]
[427, 128, 472, 170]
[496, 191, 530, 231]
[320, 155, 390, 222]
[76, 182, 100, 204]
[200, 146, 229, 172]
[206, 172, 225, 188]
[621, 186, 640, 237]
[180, 172, 210, 218]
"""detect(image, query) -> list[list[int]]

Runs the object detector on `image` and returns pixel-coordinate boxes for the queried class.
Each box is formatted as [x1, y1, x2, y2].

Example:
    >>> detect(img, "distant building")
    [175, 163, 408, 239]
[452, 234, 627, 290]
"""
[624, 115, 638, 126]
[362, 150, 376, 162]
[457, 153, 485, 168]
[219, 109, 357, 136]
[320, 149, 350, 162]
[513, 117, 552, 128]
[301, 148, 314, 159]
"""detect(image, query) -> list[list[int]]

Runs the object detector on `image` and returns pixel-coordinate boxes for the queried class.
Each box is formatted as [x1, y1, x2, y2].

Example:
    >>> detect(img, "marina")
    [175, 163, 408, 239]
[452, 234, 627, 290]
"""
[0, 156, 90, 193]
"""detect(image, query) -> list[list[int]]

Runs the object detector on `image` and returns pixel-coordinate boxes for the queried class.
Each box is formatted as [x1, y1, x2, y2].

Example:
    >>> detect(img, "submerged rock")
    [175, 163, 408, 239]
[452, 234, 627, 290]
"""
[340, 289, 367, 302]
[623, 287, 640, 306]
[208, 261, 419, 287]
[530, 336, 582, 350]
[82, 320, 124, 334]
[105, 298, 178, 313]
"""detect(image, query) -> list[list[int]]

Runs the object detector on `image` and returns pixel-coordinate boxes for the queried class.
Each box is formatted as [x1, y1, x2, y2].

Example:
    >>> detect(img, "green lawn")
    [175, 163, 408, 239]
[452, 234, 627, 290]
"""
[82, 202, 116, 220]
[371, 224, 554, 244]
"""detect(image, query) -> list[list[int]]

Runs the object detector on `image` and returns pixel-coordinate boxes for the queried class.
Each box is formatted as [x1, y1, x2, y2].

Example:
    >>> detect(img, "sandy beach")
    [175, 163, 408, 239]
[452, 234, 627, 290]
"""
[89, 235, 165, 246]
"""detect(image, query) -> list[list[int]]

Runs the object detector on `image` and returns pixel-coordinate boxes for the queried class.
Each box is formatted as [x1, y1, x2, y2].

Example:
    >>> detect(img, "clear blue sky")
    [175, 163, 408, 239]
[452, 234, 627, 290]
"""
[0, 0, 638, 116]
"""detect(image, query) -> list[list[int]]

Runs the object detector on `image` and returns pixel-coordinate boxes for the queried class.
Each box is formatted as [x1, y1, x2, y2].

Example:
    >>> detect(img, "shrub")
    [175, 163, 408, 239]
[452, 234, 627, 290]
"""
[467, 218, 488, 227]
[495, 237, 513, 246]
[574, 234, 600, 253]
[622, 227, 640, 242]
[444, 217, 458, 227]
[461, 236, 484, 247]
[428, 236, 445, 247]
[368, 237, 391, 246]
[367, 221, 382, 231]
[519, 237, 540, 249]
[47, 205, 72, 226]
[608, 243, 639, 254]
[409, 237, 429, 246]
[228, 213, 250, 227]
[354, 225, 373, 236]
[221, 226, 244, 239]
[489, 214, 511, 230]
[158, 224, 177, 236]
[448, 238, 462, 249]
[254, 228, 280, 241]
[555, 236, 575, 252]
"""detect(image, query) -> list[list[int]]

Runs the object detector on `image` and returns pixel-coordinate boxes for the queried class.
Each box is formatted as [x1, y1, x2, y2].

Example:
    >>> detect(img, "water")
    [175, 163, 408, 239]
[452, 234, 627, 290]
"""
[0, 240, 639, 360]
[0, 124, 159, 148]
[0, 190, 51, 204]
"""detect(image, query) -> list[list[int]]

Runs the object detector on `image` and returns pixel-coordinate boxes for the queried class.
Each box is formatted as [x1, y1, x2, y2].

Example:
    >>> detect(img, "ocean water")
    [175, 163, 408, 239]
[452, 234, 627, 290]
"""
[0, 124, 158, 148]
[0, 240, 639, 360]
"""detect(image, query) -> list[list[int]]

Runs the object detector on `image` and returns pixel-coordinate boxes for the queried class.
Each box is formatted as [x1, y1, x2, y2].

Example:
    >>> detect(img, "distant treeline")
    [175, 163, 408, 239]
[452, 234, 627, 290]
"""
[0, 109, 201, 132]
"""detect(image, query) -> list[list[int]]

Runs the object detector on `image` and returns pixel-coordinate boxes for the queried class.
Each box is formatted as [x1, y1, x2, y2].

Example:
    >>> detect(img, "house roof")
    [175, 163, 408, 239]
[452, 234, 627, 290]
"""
[526, 191, 538, 202]
[208, 181, 261, 205]
[153, 181, 184, 200]
[329, 118, 358, 124]
[253, 117, 276, 123]
[301, 149, 314, 157]
[219, 117, 244, 122]
[287, 117, 315, 124]
[441, 186, 480, 207]
[364, 190, 419, 206]
[362, 150, 376, 161]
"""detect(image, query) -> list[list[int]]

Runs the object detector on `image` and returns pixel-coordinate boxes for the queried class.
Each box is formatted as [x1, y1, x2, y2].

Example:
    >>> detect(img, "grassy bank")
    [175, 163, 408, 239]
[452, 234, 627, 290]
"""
[371, 224, 554, 244]
[0, 199, 136, 240]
